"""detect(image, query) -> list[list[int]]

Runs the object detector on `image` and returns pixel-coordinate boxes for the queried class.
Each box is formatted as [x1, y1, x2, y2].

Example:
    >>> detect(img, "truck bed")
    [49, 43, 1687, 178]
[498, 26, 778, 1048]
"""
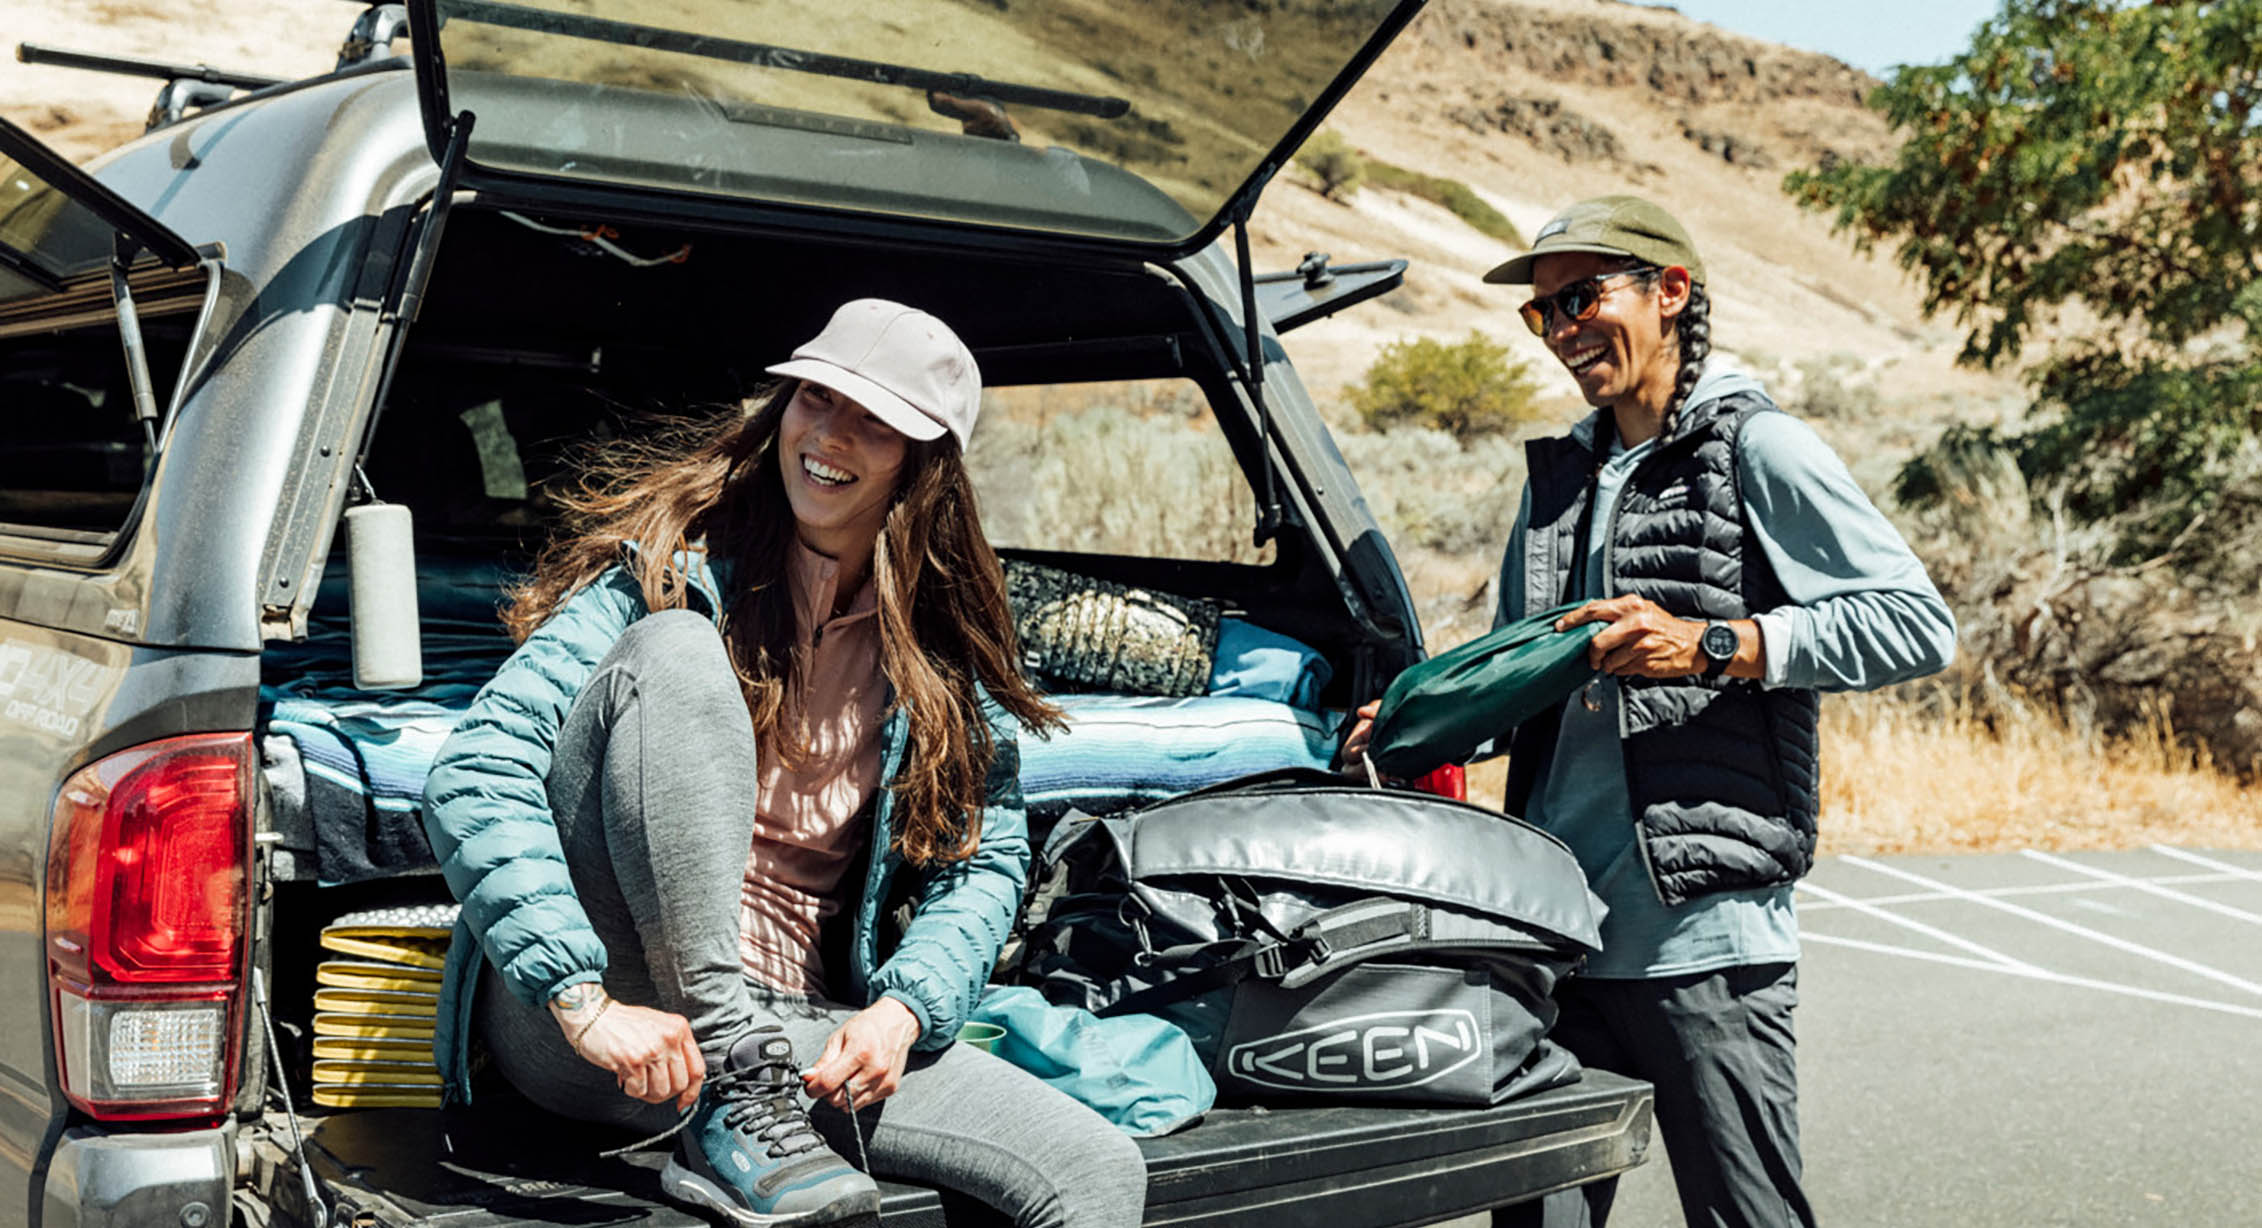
[279, 1072, 1652, 1228]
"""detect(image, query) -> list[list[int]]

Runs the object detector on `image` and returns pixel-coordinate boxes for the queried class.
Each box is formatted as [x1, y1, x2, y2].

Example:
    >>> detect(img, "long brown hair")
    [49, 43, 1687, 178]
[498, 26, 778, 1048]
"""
[504, 382, 1063, 864]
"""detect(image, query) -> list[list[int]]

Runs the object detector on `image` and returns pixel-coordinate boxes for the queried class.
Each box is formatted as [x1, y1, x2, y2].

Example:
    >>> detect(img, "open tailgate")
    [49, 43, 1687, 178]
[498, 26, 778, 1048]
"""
[284, 1070, 1650, 1227]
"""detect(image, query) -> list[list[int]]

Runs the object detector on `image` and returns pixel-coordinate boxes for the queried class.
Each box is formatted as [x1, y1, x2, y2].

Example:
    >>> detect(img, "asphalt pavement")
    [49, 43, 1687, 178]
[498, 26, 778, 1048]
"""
[1596, 846, 2262, 1227]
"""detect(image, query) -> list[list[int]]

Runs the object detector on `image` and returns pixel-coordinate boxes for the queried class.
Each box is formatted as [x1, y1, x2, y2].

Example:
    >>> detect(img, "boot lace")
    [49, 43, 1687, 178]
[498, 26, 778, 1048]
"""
[597, 1045, 824, 1162]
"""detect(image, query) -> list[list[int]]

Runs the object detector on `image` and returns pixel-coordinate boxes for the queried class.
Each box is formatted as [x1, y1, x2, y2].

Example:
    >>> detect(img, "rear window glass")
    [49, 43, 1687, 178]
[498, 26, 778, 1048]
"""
[427, 0, 1407, 247]
[968, 377, 1272, 565]
[0, 320, 184, 543]
[0, 145, 122, 297]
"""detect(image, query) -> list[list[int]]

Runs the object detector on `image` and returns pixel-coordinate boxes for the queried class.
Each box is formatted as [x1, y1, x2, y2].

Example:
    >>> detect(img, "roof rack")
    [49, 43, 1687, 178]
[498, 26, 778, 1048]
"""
[15, 4, 407, 132]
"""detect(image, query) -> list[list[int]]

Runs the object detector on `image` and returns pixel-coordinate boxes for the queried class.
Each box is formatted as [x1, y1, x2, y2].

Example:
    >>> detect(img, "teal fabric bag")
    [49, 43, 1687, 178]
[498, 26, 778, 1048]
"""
[968, 986, 1214, 1137]
[1366, 602, 1601, 778]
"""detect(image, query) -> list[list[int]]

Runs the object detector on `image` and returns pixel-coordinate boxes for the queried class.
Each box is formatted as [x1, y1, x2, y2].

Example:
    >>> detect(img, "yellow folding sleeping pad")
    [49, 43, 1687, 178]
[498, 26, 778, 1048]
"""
[317, 904, 455, 970]
[310, 904, 456, 1109]
[315, 960, 443, 994]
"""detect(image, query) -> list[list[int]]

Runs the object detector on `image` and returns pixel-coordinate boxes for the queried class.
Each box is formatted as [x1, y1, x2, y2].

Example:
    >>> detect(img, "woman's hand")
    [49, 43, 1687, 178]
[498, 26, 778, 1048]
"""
[801, 997, 921, 1112]
[552, 986, 705, 1110]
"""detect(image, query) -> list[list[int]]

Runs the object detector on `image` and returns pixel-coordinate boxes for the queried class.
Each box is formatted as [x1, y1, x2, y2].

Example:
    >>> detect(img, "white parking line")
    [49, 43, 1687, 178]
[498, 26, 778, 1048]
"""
[1803, 934, 2262, 1022]
[2148, 845, 2262, 882]
[1843, 856, 2262, 999]
[2020, 850, 2262, 927]
[1795, 880, 2041, 972]
[1795, 872, 2253, 912]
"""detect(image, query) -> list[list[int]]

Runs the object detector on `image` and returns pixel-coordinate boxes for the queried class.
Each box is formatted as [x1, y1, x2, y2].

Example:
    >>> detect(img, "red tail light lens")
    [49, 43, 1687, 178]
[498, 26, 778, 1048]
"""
[46, 732, 253, 1121]
[1411, 763, 1467, 802]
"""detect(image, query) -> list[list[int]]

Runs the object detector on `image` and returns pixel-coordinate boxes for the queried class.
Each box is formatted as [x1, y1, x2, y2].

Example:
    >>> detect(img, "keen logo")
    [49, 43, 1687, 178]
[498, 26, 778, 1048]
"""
[1225, 1009, 1481, 1093]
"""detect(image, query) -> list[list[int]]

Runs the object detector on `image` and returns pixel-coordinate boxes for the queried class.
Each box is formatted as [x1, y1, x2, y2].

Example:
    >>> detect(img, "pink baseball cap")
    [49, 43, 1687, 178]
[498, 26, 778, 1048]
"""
[765, 299, 982, 448]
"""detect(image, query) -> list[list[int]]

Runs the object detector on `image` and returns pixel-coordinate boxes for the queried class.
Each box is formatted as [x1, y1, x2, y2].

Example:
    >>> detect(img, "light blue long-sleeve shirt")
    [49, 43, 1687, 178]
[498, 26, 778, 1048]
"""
[1495, 363, 1955, 978]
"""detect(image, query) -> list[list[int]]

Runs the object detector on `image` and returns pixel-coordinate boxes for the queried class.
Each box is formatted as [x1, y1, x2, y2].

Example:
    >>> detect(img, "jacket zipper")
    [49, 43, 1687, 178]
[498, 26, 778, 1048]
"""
[1594, 428, 1673, 907]
[858, 695, 908, 995]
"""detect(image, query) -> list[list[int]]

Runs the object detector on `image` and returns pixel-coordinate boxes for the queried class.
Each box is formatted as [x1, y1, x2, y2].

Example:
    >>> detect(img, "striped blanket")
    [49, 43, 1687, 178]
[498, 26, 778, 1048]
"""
[264, 686, 1338, 885]
[1017, 695, 1338, 824]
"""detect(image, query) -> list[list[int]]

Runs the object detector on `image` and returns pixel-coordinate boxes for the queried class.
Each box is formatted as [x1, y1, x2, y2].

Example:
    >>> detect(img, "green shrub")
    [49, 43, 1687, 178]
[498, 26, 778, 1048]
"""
[1293, 129, 1365, 201]
[1364, 160, 1524, 246]
[1347, 333, 1543, 442]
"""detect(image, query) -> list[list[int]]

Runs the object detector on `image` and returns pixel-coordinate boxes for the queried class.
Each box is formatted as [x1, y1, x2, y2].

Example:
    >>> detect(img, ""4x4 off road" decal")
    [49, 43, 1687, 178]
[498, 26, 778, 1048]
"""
[1225, 1009, 1481, 1093]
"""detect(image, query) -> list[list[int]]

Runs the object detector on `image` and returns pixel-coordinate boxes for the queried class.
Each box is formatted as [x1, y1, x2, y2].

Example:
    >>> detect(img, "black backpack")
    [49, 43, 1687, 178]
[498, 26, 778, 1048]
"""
[1011, 771, 1605, 1107]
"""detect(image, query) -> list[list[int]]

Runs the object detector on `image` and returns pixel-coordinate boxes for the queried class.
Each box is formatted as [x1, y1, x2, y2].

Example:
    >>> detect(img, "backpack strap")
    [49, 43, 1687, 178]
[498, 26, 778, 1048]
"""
[1093, 897, 1431, 1017]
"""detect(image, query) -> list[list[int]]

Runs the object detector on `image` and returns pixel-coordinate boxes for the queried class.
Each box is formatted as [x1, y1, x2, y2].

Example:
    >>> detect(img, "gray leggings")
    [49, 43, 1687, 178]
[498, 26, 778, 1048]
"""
[476, 610, 1146, 1228]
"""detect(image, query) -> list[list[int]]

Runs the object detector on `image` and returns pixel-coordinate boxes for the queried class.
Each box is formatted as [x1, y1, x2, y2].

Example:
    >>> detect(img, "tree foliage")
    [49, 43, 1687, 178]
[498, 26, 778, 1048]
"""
[1787, 0, 2262, 557]
[1348, 332, 1542, 443]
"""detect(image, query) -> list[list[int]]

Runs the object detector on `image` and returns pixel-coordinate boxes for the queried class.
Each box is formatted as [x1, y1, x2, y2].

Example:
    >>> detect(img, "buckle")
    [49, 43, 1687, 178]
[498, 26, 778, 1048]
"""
[1252, 944, 1289, 980]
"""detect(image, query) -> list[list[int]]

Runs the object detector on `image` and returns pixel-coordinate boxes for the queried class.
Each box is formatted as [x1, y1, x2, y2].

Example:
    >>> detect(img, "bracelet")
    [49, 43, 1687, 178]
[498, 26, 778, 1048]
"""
[567, 996, 613, 1050]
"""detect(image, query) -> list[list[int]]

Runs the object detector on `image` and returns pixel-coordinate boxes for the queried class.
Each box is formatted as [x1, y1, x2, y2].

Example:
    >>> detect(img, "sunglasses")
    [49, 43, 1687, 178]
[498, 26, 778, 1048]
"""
[1518, 269, 1652, 336]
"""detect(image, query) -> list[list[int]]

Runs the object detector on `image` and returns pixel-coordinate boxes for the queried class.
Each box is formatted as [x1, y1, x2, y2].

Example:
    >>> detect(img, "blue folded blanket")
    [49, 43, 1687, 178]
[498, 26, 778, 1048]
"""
[1018, 694, 1338, 823]
[1207, 618, 1333, 710]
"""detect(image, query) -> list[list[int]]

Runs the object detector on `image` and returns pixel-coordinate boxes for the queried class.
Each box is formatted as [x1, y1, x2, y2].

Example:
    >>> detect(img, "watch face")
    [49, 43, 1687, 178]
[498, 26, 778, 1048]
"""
[1703, 622, 1739, 661]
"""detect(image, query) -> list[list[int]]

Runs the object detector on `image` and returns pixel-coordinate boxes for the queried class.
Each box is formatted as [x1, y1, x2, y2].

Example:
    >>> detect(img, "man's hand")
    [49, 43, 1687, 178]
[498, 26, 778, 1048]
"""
[802, 997, 921, 1112]
[552, 985, 705, 1110]
[1556, 597, 1763, 680]
[1339, 699, 1382, 772]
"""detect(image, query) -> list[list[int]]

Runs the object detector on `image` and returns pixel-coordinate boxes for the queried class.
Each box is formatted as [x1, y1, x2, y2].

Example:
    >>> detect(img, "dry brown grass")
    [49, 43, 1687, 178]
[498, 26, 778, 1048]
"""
[1463, 689, 2262, 856]
[1818, 689, 2262, 856]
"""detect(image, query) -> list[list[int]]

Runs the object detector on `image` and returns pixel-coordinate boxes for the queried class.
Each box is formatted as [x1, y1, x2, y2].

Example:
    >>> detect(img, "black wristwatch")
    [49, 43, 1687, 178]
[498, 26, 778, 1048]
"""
[1700, 621, 1740, 678]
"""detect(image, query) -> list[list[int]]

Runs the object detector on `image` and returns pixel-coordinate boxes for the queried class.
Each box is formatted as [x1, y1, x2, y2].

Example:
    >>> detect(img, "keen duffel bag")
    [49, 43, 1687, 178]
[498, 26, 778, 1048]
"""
[1012, 771, 1606, 1107]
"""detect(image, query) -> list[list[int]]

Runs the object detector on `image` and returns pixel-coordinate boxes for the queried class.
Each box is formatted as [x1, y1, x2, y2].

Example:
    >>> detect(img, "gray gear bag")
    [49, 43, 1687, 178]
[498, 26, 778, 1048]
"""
[1013, 772, 1606, 1107]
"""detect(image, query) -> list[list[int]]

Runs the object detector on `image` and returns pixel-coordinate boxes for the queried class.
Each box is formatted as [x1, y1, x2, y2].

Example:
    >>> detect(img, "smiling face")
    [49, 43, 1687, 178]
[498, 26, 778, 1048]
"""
[776, 379, 911, 564]
[1528, 251, 1687, 417]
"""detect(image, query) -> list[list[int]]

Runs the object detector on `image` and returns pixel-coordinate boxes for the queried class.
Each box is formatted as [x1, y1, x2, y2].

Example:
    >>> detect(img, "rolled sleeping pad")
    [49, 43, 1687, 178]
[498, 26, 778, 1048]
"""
[346, 502, 423, 690]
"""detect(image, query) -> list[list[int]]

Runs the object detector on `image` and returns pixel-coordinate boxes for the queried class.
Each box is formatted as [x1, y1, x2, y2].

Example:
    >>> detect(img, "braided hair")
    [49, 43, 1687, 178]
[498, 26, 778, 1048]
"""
[1660, 280, 1711, 443]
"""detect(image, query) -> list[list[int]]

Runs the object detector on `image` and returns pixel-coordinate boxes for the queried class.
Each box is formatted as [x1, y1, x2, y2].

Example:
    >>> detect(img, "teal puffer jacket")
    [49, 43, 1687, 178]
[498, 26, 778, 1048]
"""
[419, 552, 1029, 1102]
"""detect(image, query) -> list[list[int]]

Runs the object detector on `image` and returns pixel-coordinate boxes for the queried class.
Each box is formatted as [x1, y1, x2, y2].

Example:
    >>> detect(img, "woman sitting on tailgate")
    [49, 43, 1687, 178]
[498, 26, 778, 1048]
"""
[421, 299, 1145, 1228]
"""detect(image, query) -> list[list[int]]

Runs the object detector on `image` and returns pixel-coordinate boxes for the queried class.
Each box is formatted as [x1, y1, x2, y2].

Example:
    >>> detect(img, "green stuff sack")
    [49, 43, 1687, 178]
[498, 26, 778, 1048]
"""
[1367, 602, 1601, 778]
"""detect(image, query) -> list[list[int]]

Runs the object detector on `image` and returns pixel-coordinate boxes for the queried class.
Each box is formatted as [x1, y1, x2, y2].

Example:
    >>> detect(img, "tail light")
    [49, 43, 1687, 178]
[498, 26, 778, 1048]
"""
[1410, 763, 1467, 802]
[45, 732, 254, 1122]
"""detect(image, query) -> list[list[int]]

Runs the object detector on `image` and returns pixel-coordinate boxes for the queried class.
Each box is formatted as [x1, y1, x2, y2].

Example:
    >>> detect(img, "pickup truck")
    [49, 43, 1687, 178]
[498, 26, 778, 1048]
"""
[0, 4, 1653, 1226]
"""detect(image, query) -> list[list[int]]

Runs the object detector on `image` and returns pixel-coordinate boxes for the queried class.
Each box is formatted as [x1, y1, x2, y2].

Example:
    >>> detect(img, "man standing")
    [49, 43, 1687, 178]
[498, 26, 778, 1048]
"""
[1386, 195, 1955, 1226]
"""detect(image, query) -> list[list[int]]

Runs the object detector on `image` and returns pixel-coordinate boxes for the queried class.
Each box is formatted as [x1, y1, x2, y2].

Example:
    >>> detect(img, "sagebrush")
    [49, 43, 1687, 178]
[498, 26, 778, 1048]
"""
[1293, 129, 1364, 201]
[1347, 332, 1543, 442]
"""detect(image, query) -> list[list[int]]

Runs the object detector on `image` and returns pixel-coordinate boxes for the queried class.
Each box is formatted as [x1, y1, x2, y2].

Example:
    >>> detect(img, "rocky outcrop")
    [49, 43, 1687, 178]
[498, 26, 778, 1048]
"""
[1447, 95, 1622, 161]
[1678, 119, 1776, 168]
[1415, 0, 1876, 107]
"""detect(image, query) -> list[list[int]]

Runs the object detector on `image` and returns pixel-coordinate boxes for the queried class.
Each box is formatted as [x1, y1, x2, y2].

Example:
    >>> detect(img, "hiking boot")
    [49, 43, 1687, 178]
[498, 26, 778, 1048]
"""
[658, 1027, 880, 1227]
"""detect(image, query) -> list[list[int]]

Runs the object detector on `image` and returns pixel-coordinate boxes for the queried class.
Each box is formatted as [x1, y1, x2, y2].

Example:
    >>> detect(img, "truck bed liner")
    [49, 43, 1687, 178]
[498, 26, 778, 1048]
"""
[289, 1072, 1651, 1228]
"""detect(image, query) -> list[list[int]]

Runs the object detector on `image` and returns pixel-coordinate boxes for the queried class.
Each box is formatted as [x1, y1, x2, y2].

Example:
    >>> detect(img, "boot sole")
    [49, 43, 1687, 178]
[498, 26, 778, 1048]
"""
[659, 1157, 882, 1228]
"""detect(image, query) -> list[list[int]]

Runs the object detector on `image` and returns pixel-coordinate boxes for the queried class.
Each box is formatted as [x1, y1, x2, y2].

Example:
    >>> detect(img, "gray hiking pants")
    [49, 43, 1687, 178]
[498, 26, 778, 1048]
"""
[475, 610, 1146, 1228]
[1494, 961, 1813, 1228]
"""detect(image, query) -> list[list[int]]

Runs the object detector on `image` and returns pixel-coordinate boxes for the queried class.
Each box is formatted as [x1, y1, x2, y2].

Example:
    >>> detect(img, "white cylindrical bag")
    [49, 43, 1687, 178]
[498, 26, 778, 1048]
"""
[346, 502, 423, 690]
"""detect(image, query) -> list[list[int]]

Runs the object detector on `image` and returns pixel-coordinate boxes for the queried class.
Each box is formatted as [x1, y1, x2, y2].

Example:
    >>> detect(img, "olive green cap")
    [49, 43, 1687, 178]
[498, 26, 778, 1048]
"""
[1484, 194, 1706, 287]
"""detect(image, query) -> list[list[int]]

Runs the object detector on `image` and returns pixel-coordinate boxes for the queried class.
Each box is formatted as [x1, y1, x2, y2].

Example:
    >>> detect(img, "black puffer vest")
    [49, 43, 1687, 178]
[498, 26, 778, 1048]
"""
[1506, 390, 1821, 906]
